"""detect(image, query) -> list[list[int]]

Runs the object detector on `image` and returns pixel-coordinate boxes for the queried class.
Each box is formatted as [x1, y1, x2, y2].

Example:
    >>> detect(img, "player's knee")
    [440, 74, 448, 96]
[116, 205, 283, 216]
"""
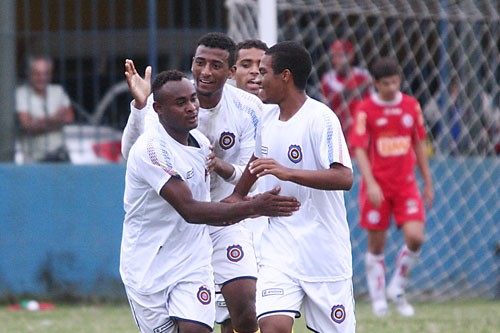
[230, 306, 258, 332]
[406, 234, 424, 251]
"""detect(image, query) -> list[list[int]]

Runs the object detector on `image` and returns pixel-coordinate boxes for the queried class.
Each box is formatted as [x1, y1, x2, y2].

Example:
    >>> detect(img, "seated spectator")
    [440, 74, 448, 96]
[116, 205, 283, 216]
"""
[16, 55, 74, 162]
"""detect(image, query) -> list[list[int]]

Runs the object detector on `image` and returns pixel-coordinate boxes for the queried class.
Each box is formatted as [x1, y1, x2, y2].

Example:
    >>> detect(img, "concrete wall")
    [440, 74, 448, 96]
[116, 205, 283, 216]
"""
[0, 158, 498, 301]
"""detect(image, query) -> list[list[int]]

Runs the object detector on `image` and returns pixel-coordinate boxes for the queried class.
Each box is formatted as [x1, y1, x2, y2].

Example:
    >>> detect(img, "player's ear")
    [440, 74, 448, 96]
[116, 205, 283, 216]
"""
[281, 69, 292, 83]
[229, 65, 237, 79]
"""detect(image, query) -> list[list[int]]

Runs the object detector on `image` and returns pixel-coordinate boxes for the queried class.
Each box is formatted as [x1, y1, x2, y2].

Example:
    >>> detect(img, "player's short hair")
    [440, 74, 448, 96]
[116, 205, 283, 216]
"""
[236, 39, 269, 54]
[197, 32, 237, 68]
[265, 41, 312, 90]
[370, 57, 401, 81]
[152, 69, 188, 103]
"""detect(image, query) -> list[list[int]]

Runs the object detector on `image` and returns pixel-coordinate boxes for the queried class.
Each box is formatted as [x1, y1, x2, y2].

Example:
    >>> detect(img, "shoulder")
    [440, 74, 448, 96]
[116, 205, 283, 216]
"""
[260, 103, 280, 123]
[190, 129, 210, 148]
[48, 84, 67, 94]
[401, 93, 419, 104]
[358, 93, 376, 109]
[225, 84, 262, 108]
[305, 97, 340, 125]
[352, 66, 371, 77]
[16, 84, 31, 96]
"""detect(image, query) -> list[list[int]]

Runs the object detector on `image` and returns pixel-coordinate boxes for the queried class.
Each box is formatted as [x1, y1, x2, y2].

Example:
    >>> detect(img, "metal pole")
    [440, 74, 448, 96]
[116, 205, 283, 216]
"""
[148, 0, 158, 76]
[258, 0, 277, 46]
[0, 0, 16, 162]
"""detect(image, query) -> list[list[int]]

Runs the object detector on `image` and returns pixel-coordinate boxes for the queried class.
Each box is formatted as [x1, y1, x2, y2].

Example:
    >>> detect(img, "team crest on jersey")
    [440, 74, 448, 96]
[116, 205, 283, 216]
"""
[226, 244, 244, 262]
[219, 132, 236, 150]
[331, 304, 346, 324]
[402, 114, 414, 128]
[288, 145, 302, 163]
[197, 286, 211, 305]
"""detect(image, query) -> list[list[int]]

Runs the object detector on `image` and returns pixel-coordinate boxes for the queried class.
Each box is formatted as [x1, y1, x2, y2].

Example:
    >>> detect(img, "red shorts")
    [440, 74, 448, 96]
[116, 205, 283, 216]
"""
[359, 181, 425, 230]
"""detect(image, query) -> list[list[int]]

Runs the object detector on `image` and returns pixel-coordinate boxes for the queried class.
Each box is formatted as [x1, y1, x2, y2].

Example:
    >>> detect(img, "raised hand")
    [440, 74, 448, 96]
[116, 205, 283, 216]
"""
[124, 59, 152, 109]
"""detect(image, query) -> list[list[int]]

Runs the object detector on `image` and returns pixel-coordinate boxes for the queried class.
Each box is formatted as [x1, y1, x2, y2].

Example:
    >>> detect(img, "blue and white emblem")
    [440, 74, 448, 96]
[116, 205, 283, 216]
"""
[197, 286, 211, 305]
[287, 144, 303, 163]
[331, 304, 346, 324]
[226, 244, 244, 262]
[219, 132, 236, 150]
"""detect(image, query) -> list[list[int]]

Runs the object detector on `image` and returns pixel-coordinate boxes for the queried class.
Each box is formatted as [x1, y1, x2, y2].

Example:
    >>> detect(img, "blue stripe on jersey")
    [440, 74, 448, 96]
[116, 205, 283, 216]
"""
[323, 113, 335, 165]
[233, 98, 259, 138]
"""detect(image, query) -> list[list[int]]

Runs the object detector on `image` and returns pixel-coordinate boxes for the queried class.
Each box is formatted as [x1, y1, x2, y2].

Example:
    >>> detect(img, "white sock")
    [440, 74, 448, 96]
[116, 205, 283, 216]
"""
[388, 245, 420, 293]
[365, 252, 386, 303]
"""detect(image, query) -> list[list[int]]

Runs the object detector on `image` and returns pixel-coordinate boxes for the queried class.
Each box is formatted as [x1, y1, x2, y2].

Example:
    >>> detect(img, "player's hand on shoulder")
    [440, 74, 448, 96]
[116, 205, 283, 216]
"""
[249, 158, 290, 181]
[124, 59, 152, 109]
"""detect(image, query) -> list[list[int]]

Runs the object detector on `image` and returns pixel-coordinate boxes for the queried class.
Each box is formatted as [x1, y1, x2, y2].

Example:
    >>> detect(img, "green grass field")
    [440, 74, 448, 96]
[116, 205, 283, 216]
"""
[1, 299, 498, 333]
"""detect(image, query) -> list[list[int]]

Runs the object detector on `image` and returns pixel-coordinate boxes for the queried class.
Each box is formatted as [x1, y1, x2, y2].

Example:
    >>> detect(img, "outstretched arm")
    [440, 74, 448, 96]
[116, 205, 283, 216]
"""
[161, 175, 299, 226]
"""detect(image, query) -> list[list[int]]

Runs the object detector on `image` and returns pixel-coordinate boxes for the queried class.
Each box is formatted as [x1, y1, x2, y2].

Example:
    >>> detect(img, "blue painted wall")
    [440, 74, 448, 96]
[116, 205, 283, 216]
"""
[0, 158, 498, 301]
[0, 164, 126, 300]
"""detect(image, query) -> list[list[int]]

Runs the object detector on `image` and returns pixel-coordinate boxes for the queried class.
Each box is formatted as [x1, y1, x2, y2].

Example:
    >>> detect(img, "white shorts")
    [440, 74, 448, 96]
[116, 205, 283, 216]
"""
[125, 266, 215, 333]
[210, 224, 258, 323]
[209, 223, 258, 285]
[243, 216, 268, 265]
[256, 266, 356, 333]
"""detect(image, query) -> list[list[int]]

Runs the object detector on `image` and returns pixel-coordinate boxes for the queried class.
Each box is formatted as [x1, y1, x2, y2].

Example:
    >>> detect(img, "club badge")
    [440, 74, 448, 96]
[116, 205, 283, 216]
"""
[288, 144, 302, 163]
[331, 304, 346, 324]
[197, 286, 211, 305]
[226, 244, 244, 262]
[219, 132, 236, 150]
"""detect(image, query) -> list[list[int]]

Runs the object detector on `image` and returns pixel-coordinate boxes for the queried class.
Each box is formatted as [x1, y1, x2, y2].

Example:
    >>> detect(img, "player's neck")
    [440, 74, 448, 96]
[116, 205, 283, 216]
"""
[197, 91, 223, 109]
[278, 91, 307, 121]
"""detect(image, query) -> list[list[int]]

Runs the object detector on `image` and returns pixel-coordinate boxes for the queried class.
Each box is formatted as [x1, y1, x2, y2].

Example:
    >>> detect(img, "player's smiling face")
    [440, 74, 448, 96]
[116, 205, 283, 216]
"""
[258, 54, 284, 104]
[154, 78, 199, 142]
[231, 47, 265, 96]
[191, 45, 231, 103]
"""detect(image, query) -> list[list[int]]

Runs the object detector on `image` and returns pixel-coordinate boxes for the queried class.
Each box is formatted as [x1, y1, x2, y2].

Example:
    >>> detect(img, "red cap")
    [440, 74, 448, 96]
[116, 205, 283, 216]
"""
[330, 39, 353, 54]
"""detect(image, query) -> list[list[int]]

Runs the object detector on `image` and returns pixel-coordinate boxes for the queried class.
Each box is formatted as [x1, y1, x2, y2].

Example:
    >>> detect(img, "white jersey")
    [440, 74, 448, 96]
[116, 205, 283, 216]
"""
[15, 84, 72, 162]
[120, 127, 213, 295]
[197, 83, 262, 201]
[255, 97, 353, 281]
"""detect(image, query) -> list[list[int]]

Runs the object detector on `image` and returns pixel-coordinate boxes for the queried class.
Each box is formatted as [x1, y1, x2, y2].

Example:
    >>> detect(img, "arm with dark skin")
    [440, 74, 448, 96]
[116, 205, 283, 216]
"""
[248, 158, 353, 191]
[160, 174, 300, 226]
[226, 154, 352, 207]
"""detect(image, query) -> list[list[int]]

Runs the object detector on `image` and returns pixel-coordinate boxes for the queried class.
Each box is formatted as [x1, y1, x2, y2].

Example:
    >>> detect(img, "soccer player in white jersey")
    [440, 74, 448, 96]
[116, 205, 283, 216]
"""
[121, 33, 266, 333]
[225, 41, 356, 333]
[120, 70, 299, 333]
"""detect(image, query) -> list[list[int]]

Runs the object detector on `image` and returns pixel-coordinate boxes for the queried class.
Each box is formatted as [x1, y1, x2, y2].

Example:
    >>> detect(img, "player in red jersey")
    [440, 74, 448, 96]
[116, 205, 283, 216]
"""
[321, 39, 372, 140]
[350, 58, 434, 317]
